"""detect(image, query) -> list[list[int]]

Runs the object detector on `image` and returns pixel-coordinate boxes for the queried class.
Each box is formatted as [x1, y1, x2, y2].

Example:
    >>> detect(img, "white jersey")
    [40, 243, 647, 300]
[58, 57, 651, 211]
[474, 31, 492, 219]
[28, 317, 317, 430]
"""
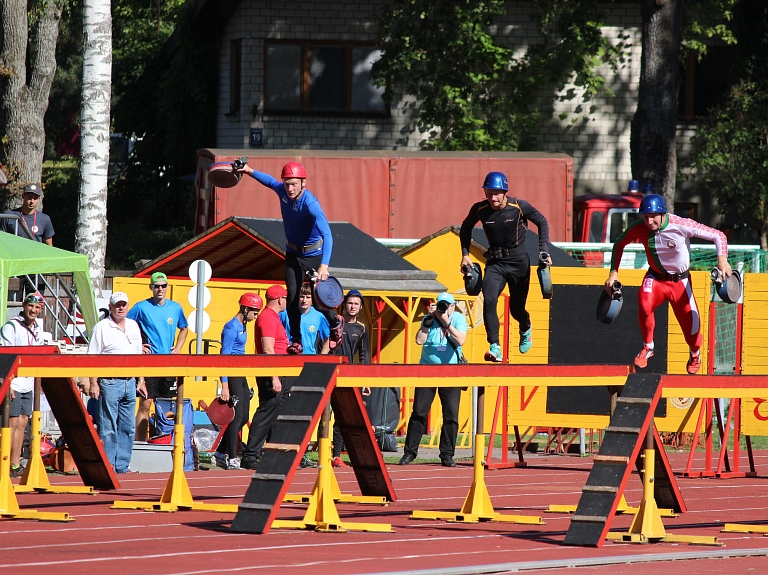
[0, 315, 44, 393]
[611, 214, 728, 275]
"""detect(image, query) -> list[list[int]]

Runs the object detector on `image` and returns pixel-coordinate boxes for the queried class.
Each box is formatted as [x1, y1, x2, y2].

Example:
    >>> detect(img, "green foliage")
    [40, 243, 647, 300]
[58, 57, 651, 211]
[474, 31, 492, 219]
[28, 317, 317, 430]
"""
[42, 0, 213, 268]
[371, 0, 622, 151]
[688, 80, 768, 246]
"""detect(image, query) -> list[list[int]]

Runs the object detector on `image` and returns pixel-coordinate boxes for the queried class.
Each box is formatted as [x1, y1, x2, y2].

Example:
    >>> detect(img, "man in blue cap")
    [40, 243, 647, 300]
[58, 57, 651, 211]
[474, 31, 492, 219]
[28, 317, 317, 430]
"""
[399, 292, 467, 467]
[460, 171, 551, 362]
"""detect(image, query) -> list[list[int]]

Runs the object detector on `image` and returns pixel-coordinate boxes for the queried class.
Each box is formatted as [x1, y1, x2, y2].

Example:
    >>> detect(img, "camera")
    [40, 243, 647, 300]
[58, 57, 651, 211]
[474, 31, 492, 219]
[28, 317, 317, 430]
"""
[436, 300, 450, 314]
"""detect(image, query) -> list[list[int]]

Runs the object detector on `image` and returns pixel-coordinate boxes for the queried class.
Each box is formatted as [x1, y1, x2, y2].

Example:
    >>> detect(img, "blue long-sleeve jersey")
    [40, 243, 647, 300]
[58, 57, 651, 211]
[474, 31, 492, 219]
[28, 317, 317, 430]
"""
[250, 170, 333, 265]
[220, 316, 247, 383]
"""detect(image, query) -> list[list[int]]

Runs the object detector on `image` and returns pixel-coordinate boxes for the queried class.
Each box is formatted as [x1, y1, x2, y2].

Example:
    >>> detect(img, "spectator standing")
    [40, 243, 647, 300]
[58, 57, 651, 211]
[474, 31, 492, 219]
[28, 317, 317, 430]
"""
[87, 292, 145, 473]
[279, 283, 331, 355]
[1, 183, 55, 245]
[238, 161, 342, 354]
[331, 289, 370, 467]
[213, 292, 262, 470]
[240, 285, 290, 470]
[399, 293, 467, 467]
[127, 272, 189, 440]
[0, 292, 46, 477]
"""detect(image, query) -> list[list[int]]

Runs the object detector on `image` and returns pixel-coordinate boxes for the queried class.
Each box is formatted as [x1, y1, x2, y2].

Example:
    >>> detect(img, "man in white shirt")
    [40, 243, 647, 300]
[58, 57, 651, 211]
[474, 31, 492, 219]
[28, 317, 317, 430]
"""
[0, 292, 45, 477]
[87, 292, 145, 473]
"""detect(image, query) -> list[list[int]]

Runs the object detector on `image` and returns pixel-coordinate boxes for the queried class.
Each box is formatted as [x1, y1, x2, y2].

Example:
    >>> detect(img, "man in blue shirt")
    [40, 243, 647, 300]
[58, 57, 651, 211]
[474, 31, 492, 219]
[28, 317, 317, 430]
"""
[399, 293, 467, 467]
[239, 161, 342, 354]
[127, 271, 189, 441]
[280, 283, 331, 355]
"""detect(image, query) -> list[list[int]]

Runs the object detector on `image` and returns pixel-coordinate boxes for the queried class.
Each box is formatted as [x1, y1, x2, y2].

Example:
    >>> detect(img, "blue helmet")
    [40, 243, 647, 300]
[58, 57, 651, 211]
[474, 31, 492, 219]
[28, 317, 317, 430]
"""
[482, 171, 508, 191]
[639, 194, 668, 215]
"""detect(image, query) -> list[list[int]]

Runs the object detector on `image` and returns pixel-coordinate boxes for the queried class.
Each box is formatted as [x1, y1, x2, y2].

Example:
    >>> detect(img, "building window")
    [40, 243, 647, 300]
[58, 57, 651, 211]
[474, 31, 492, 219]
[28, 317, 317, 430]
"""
[229, 39, 242, 115]
[265, 41, 386, 114]
[678, 47, 735, 120]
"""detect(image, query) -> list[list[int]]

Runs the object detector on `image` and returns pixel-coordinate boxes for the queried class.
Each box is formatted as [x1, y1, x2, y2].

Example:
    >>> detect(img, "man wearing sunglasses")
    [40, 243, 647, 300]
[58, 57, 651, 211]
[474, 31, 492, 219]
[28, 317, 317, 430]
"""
[127, 272, 189, 441]
[0, 292, 45, 477]
[87, 292, 144, 473]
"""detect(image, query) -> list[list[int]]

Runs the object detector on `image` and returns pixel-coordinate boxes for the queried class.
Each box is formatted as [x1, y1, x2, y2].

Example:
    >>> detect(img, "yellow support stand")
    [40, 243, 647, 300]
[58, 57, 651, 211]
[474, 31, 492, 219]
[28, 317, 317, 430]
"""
[605, 428, 720, 546]
[0, 395, 71, 522]
[272, 408, 392, 532]
[547, 494, 677, 517]
[284, 465, 388, 505]
[722, 524, 768, 535]
[15, 405, 96, 495]
[113, 382, 237, 513]
[411, 388, 543, 525]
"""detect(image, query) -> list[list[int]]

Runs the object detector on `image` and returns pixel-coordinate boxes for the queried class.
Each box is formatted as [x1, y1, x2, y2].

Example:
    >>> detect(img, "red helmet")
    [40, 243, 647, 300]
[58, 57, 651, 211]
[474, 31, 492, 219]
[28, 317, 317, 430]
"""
[238, 292, 263, 310]
[281, 162, 307, 179]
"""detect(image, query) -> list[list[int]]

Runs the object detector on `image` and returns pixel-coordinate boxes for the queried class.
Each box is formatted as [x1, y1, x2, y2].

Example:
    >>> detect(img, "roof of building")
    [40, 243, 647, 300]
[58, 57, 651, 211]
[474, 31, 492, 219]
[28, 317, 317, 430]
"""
[135, 216, 446, 293]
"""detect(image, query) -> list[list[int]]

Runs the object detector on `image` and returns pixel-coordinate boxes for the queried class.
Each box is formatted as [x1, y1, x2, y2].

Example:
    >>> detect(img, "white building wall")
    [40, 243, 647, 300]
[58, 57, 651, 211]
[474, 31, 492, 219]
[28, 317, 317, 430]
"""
[215, 1, 697, 198]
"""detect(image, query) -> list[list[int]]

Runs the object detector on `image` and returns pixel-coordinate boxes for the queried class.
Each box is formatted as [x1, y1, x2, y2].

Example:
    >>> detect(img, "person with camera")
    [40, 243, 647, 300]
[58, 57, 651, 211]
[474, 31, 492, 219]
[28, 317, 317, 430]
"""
[399, 293, 467, 467]
[238, 161, 342, 354]
[459, 171, 551, 363]
[213, 292, 262, 470]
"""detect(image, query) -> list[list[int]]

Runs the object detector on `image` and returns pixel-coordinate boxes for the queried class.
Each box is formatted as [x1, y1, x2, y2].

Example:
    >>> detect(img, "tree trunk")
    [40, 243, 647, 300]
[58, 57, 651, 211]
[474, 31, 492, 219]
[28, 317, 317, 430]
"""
[75, 0, 112, 296]
[0, 0, 63, 207]
[630, 0, 684, 212]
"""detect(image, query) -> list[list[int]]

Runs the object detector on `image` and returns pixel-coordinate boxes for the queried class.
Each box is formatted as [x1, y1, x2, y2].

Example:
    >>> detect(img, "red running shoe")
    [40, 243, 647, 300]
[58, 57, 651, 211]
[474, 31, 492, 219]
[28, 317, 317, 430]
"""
[331, 456, 348, 468]
[687, 352, 702, 374]
[287, 342, 303, 355]
[634, 345, 654, 369]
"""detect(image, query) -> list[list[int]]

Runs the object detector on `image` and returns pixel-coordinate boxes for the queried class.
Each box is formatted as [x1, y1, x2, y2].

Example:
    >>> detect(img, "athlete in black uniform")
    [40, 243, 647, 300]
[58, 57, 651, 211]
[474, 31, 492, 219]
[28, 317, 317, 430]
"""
[331, 290, 370, 466]
[459, 171, 551, 362]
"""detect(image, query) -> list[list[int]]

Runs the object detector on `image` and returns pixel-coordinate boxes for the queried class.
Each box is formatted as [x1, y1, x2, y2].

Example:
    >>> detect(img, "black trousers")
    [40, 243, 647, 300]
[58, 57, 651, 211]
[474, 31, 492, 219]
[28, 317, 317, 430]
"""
[242, 376, 289, 460]
[332, 420, 345, 458]
[216, 377, 250, 459]
[403, 387, 462, 460]
[284, 252, 339, 345]
[482, 255, 531, 344]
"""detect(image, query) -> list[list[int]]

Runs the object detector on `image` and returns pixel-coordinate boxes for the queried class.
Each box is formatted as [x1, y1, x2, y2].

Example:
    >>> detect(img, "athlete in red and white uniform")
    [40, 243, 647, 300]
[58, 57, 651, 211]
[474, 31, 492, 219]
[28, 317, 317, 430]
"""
[605, 194, 732, 374]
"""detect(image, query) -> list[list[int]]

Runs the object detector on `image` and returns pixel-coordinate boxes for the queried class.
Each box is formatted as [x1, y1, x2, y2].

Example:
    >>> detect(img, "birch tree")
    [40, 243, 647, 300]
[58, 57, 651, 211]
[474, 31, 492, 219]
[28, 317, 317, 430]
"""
[0, 0, 64, 206]
[75, 0, 112, 295]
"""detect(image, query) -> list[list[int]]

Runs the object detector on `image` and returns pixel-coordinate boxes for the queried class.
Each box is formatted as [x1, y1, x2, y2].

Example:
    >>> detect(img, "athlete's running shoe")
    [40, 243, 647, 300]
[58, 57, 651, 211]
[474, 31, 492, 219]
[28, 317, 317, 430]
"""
[634, 346, 655, 369]
[519, 328, 532, 354]
[484, 343, 503, 363]
[687, 351, 702, 375]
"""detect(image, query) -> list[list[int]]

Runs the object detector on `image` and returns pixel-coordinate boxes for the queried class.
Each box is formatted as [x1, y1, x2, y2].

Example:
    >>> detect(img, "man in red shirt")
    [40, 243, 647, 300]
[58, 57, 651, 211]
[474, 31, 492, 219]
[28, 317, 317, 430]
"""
[241, 285, 289, 470]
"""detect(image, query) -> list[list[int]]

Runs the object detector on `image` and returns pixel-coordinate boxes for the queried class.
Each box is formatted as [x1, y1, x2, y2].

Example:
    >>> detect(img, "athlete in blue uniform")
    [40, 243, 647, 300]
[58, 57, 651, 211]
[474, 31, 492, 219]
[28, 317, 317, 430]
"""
[214, 292, 262, 470]
[239, 161, 342, 354]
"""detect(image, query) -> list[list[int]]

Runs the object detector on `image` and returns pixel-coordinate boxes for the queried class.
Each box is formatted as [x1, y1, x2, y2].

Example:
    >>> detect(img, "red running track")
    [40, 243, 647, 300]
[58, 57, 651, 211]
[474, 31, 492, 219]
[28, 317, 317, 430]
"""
[2, 451, 768, 575]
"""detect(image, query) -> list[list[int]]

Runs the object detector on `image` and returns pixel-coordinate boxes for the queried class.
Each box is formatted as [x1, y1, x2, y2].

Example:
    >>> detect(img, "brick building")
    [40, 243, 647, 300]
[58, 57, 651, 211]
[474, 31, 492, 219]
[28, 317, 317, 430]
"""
[196, 0, 722, 222]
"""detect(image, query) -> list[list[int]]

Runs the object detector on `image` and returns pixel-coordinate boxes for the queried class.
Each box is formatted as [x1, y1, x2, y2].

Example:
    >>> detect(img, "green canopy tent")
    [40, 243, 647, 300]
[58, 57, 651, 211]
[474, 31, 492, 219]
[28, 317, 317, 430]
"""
[0, 232, 98, 334]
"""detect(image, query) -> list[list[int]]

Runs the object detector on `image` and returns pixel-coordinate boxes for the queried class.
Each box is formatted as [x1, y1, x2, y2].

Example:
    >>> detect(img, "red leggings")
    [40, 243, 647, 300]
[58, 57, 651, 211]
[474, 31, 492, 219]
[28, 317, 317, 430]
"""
[638, 274, 702, 352]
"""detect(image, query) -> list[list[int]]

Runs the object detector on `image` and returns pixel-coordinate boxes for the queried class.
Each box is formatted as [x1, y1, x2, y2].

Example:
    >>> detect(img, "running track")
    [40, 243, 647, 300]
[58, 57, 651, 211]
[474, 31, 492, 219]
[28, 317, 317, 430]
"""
[3, 451, 768, 575]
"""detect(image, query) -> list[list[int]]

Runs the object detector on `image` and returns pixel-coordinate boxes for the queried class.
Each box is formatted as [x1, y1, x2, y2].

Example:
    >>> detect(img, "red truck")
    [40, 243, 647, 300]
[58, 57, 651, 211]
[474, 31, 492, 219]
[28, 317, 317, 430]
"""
[573, 190, 643, 243]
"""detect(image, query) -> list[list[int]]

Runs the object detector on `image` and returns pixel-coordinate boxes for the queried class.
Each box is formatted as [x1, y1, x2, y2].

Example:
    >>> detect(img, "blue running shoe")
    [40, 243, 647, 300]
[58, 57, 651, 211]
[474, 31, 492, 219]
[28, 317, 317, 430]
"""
[519, 329, 532, 354]
[484, 343, 503, 363]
